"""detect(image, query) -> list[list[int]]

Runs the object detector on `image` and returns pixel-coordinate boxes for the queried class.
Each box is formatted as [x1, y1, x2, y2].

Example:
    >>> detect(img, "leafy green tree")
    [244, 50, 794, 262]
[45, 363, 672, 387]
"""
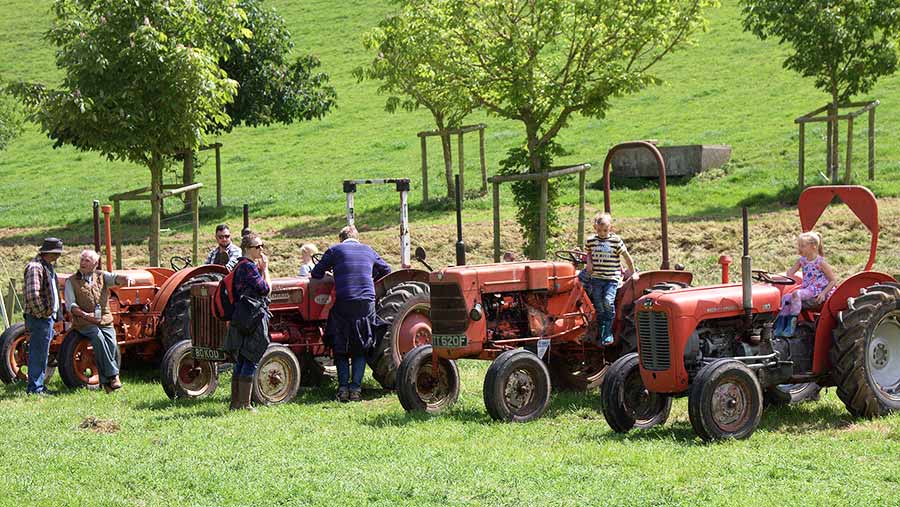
[742, 0, 900, 181]
[355, 6, 473, 200]
[438, 0, 713, 257]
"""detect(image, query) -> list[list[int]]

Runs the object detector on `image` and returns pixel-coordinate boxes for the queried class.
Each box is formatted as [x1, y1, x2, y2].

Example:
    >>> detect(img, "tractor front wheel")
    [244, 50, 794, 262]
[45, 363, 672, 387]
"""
[688, 359, 763, 441]
[831, 283, 900, 417]
[160, 339, 219, 400]
[397, 345, 460, 413]
[252, 344, 301, 406]
[58, 331, 120, 390]
[0, 324, 56, 384]
[483, 349, 552, 422]
[601, 353, 672, 433]
[370, 281, 431, 390]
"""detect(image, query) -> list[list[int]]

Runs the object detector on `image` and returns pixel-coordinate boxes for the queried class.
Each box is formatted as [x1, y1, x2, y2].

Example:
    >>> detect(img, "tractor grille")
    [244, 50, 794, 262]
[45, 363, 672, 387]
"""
[637, 310, 671, 371]
[429, 282, 468, 335]
[190, 283, 228, 351]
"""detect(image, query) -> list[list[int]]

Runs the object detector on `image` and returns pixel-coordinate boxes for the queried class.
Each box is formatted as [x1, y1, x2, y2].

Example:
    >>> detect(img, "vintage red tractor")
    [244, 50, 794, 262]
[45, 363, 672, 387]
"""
[394, 142, 693, 422]
[161, 178, 434, 403]
[0, 204, 226, 389]
[601, 185, 900, 440]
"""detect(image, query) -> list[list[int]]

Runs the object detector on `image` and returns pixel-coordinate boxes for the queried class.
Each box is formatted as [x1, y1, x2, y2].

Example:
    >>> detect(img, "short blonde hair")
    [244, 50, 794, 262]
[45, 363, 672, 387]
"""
[798, 231, 824, 257]
[593, 212, 612, 226]
[300, 243, 319, 257]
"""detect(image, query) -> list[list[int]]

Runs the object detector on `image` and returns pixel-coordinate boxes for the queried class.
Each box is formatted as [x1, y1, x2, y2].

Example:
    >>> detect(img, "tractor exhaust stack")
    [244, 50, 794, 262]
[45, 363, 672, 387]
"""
[242, 204, 250, 235]
[741, 207, 752, 330]
[455, 174, 465, 266]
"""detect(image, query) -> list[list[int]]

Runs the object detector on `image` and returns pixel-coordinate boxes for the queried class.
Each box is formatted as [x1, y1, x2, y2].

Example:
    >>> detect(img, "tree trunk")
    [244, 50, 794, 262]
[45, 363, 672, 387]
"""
[149, 153, 163, 267]
[182, 149, 194, 212]
[525, 125, 543, 259]
[434, 115, 455, 201]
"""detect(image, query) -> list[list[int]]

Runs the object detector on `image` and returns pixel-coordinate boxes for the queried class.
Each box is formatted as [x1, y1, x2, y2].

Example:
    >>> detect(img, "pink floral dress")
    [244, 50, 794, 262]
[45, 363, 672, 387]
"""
[780, 255, 834, 315]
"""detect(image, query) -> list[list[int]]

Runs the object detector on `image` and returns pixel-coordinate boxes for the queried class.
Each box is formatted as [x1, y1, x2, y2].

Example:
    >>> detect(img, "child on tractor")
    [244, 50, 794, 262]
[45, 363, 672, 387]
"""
[774, 231, 837, 337]
[585, 212, 638, 346]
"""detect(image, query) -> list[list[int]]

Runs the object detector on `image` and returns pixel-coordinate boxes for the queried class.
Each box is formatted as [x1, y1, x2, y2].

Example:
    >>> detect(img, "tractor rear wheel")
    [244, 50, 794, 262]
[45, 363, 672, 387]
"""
[370, 281, 431, 390]
[397, 345, 460, 413]
[831, 283, 900, 417]
[299, 353, 336, 388]
[160, 339, 219, 400]
[764, 382, 822, 407]
[548, 343, 608, 391]
[0, 323, 56, 384]
[252, 344, 301, 406]
[688, 359, 763, 441]
[600, 353, 672, 433]
[58, 330, 120, 390]
[483, 349, 552, 422]
[160, 272, 225, 352]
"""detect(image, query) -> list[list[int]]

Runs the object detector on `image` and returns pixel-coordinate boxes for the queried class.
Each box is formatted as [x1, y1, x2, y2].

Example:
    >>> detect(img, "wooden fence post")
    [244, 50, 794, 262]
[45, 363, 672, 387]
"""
[832, 110, 840, 185]
[868, 108, 875, 181]
[479, 126, 487, 194]
[457, 132, 465, 198]
[798, 122, 805, 188]
[7, 279, 18, 319]
[492, 182, 501, 262]
[578, 170, 586, 247]
[192, 188, 200, 264]
[538, 176, 548, 260]
[826, 115, 833, 179]
[215, 144, 222, 208]
[845, 116, 853, 184]
[420, 136, 429, 203]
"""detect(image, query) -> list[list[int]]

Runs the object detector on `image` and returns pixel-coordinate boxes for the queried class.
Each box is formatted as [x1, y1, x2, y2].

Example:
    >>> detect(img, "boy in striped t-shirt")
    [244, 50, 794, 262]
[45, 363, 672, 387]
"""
[585, 212, 638, 345]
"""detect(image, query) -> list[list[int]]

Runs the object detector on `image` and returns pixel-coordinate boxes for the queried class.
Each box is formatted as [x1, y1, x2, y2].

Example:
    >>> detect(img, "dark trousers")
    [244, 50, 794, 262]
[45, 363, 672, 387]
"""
[25, 315, 54, 393]
[234, 355, 258, 377]
[335, 353, 366, 391]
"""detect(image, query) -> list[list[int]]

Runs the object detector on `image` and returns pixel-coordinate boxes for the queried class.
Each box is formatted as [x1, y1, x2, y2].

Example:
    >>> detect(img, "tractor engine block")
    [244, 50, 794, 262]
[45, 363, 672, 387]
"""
[483, 292, 533, 342]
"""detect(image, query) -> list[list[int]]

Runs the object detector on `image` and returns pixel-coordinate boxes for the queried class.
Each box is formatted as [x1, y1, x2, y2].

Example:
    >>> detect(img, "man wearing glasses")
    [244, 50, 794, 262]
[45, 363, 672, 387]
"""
[205, 224, 241, 271]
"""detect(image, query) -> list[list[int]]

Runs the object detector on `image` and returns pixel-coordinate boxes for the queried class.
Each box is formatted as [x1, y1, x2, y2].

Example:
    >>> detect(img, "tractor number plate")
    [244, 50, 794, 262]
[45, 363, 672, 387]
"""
[432, 334, 468, 348]
[192, 347, 227, 362]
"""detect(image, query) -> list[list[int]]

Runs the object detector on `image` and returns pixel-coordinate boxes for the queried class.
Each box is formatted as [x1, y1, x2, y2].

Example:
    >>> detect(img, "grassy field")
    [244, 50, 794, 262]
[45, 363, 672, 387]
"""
[2, 1, 900, 506]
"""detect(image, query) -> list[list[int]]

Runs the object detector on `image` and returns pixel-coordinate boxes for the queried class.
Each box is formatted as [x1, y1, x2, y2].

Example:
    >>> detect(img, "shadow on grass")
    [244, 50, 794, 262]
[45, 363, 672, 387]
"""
[361, 405, 493, 428]
[760, 400, 853, 433]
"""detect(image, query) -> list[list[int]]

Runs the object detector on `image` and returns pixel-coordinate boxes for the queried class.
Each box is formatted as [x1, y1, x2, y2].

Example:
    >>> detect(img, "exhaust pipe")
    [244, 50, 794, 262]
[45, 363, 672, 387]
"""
[741, 207, 752, 330]
[242, 203, 250, 236]
[455, 174, 465, 266]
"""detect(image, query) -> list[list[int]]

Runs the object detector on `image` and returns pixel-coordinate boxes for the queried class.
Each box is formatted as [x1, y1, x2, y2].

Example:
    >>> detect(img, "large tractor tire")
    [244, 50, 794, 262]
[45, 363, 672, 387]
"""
[764, 383, 822, 407]
[252, 344, 301, 406]
[688, 359, 763, 441]
[483, 349, 552, 422]
[299, 353, 337, 388]
[160, 339, 219, 400]
[396, 345, 460, 414]
[600, 353, 672, 433]
[0, 323, 56, 384]
[370, 281, 431, 390]
[548, 344, 608, 391]
[831, 283, 900, 417]
[58, 330, 120, 390]
[160, 272, 225, 352]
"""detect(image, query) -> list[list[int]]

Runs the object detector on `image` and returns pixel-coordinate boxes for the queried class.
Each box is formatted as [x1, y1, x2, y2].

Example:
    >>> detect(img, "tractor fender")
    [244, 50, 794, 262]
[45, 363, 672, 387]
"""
[149, 265, 229, 313]
[375, 268, 430, 300]
[812, 270, 895, 375]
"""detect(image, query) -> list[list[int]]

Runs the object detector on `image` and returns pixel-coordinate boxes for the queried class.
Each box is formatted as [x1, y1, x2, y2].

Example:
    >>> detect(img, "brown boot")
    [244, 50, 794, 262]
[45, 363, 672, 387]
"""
[229, 374, 240, 410]
[237, 376, 257, 413]
[109, 376, 123, 390]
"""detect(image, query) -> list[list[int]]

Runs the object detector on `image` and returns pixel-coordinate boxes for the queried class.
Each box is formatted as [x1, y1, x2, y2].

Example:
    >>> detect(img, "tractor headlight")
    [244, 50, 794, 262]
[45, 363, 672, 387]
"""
[469, 303, 483, 321]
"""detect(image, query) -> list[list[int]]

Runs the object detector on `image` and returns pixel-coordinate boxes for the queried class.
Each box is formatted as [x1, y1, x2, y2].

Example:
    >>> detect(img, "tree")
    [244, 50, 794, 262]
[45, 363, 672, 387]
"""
[354, 6, 474, 200]
[177, 0, 336, 206]
[742, 0, 900, 181]
[434, 0, 713, 257]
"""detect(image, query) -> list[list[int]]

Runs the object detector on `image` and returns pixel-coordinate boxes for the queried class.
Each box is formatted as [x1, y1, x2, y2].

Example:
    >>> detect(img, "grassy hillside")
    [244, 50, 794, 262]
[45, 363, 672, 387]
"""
[3, 0, 900, 237]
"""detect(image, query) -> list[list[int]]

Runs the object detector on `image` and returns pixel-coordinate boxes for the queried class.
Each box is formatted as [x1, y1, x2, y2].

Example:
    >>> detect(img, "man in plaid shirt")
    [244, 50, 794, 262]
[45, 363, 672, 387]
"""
[23, 238, 64, 395]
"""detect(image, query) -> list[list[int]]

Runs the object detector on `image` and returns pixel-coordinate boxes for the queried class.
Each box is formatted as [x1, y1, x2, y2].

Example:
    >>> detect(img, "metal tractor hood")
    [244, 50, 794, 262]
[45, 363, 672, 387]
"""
[431, 261, 578, 295]
[638, 283, 783, 318]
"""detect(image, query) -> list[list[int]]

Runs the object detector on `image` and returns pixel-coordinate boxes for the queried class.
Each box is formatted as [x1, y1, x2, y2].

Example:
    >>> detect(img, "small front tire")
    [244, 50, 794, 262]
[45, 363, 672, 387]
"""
[483, 349, 552, 422]
[160, 339, 219, 400]
[600, 353, 672, 433]
[252, 344, 301, 406]
[688, 360, 763, 441]
[396, 345, 460, 414]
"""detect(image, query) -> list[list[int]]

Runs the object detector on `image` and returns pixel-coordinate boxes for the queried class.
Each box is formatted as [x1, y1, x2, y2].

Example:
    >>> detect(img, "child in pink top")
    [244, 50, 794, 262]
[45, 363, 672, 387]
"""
[774, 231, 837, 337]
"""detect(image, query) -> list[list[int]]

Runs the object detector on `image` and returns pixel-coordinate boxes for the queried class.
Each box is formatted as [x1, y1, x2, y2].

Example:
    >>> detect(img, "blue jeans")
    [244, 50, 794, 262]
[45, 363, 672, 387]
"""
[335, 353, 366, 391]
[234, 355, 258, 377]
[79, 325, 119, 384]
[25, 315, 54, 393]
[587, 278, 618, 341]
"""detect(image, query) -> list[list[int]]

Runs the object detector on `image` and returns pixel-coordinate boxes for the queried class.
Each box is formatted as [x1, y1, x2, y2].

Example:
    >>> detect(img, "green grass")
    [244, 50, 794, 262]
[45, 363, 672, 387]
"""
[1, 364, 899, 507]
[3, 0, 900, 237]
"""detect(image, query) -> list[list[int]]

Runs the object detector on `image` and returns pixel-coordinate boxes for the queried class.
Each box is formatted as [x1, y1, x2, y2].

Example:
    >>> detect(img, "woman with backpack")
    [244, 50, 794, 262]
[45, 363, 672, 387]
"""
[223, 232, 271, 412]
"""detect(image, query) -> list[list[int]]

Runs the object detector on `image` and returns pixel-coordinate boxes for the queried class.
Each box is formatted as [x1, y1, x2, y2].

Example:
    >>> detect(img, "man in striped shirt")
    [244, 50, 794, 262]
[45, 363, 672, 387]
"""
[585, 213, 638, 345]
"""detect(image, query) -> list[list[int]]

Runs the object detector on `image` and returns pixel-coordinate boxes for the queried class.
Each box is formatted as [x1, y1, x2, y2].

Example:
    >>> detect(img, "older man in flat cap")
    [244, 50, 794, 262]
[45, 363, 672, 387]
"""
[23, 238, 64, 395]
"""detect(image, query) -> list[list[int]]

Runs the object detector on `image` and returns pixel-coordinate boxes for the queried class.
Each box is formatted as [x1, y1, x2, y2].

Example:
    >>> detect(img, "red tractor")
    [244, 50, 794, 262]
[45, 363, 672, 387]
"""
[395, 142, 693, 422]
[161, 178, 434, 404]
[0, 203, 226, 389]
[601, 185, 900, 440]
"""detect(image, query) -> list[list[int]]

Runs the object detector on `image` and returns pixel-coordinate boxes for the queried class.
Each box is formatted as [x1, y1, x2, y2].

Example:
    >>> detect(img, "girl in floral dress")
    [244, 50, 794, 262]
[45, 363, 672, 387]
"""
[774, 231, 837, 337]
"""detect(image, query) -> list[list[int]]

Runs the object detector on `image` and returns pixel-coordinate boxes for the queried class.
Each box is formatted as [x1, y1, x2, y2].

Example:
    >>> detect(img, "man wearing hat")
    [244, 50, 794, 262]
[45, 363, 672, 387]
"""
[23, 238, 64, 395]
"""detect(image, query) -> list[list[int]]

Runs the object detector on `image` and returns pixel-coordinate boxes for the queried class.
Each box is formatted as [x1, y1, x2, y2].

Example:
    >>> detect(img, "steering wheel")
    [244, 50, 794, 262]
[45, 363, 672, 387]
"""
[554, 250, 587, 265]
[312, 253, 323, 265]
[170, 255, 192, 271]
[752, 270, 795, 285]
